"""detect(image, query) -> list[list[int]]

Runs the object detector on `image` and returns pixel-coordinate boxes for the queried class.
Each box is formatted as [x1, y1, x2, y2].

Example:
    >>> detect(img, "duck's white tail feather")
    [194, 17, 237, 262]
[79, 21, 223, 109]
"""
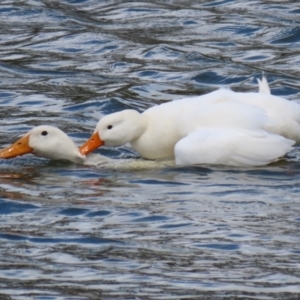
[257, 76, 271, 95]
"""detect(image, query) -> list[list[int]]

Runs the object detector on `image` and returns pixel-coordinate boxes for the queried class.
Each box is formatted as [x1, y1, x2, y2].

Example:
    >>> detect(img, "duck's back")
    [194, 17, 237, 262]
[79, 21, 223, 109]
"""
[232, 91, 300, 142]
[169, 89, 300, 142]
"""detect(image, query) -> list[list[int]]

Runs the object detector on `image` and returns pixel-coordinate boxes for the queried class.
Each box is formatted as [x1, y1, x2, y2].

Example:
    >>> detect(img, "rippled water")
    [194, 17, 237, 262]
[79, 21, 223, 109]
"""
[1, 1, 300, 299]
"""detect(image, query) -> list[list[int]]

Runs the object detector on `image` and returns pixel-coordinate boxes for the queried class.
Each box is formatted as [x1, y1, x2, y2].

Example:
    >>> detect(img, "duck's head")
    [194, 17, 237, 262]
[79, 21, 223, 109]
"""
[0, 125, 85, 163]
[80, 109, 146, 155]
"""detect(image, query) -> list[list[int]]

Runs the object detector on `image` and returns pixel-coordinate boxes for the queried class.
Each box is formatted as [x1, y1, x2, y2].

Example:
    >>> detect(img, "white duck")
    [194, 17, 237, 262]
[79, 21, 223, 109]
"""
[0, 125, 110, 165]
[79, 77, 297, 167]
[0, 125, 175, 169]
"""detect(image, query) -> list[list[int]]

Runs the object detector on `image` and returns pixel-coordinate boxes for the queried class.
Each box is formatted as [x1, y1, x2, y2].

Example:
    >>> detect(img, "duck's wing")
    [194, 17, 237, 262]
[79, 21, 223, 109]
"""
[231, 89, 300, 142]
[177, 100, 275, 138]
[174, 127, 294, 167]
[257, 76, 271, 94]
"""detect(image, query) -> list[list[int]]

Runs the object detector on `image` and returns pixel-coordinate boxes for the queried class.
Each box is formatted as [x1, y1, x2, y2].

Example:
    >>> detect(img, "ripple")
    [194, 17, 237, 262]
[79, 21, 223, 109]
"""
[271, 26, 300, 44]
[0, 199, 39, 214]
[132, 215, 170, 223]
[217, 25, 260, 37]
[0, 233, 122, 245]
[59, 207, 89, 216]
[1, 1, 300, 299]
[194, 243, 240, 251]
[191, 71, 248, 86]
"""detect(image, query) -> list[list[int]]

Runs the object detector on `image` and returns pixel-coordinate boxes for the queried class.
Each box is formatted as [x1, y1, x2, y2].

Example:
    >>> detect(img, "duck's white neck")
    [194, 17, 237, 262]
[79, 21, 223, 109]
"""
[33, 146, 85, 164]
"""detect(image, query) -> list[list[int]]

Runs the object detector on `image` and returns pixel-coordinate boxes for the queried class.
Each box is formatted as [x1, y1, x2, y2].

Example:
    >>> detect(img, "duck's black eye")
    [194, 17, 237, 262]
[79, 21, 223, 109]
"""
[107, 125, 113, 130]
[41, 131, 48, 136]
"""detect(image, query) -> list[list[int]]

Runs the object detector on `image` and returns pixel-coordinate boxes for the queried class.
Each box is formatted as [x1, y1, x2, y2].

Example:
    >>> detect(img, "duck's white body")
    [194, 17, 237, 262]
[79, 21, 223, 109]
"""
[131, 92, 296, 165]
[0, 125, 110, 165]
[80, 77, 297, 167]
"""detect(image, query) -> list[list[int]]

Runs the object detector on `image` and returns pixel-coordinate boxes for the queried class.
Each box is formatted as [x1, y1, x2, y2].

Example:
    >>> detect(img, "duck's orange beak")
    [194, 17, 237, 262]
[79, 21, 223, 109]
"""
[0, 134, 33, 159]
[79, 132, 104, 155]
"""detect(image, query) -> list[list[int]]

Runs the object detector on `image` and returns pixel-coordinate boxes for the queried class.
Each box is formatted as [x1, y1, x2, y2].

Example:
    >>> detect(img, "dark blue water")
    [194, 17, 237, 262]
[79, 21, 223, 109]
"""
[1, 1, 300, 299]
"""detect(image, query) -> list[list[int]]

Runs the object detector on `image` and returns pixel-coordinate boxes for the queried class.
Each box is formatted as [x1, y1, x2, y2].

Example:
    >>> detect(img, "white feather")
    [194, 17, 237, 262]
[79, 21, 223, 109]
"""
[258, 76, 271, 94]
[175, 127, 295, 167]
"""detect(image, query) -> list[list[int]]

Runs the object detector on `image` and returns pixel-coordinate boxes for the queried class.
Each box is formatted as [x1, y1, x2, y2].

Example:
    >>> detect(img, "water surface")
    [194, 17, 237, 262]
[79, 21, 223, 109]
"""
[0, 1, 300, 299]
